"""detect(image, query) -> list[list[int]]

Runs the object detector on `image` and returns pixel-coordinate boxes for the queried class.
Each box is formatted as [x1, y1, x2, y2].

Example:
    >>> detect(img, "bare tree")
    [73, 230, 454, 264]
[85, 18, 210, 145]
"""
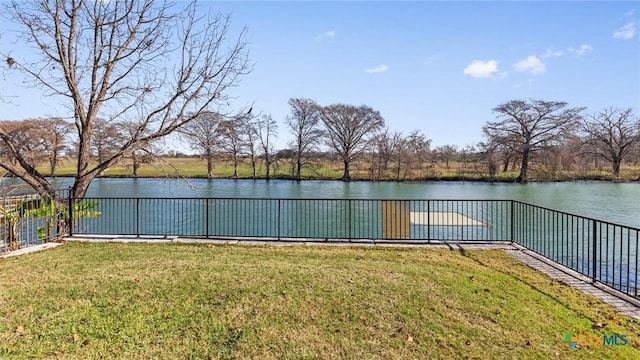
[239, 115, 259, 179]
[580, 108, 640, 178]
[255, 114, 278, 180]
[372, 128, 402, 180]
[476, 141, 500, 180]
[459, 144, 476, 170]
[180, 112, 221, 179]
[1, 0, 250, 198]
[400, 130, 431, 180]
[317, 104, 385, 181]
[0, 120, 45, 174]
[285, 98, 322, 180]
[483, 99, 583, 183]
[0, 119, 72, 176]
[33, 118, 73, 176]
[217, 118, 243, 178]
[91, 118, 124, 165]
[434, 145, 458, 171]
[116, 120, 158, 177]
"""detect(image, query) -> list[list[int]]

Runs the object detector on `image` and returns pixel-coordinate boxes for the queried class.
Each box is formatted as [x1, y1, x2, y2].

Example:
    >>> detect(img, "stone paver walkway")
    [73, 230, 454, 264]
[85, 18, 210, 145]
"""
[504, 244, 640, 319]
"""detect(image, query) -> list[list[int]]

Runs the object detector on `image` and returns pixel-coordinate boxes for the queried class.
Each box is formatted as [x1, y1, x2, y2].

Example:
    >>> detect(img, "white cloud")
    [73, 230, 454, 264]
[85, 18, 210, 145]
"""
[315, 30, 336, 40]
[425, 54, 442, 65]
[514, 55, 546, 74]
[542, 48, 564, 58]
[463, 60, 499, 78]
[569, 44, 593, 57]
[613, 21, 637, 39]
[364, 64, 388, 74]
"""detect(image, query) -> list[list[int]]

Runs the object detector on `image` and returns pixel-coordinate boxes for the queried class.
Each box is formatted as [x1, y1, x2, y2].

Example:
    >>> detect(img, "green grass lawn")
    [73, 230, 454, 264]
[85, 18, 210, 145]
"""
[42, 158, 344, 180]
[39, 157, 640, 181]
[1, 242, 639, 359]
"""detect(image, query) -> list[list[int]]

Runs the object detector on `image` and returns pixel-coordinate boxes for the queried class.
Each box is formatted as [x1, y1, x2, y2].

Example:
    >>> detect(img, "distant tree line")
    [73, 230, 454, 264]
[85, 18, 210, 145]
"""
[481, 100, 640, 182]
[2, 98, 638, 184]
[164, 97, 640, 183]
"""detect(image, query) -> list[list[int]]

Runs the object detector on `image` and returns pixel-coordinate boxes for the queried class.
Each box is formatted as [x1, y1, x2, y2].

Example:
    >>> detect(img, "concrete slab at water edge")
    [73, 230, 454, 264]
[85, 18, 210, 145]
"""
[0, 242, 62, 259]
[410, 211, 489, 226]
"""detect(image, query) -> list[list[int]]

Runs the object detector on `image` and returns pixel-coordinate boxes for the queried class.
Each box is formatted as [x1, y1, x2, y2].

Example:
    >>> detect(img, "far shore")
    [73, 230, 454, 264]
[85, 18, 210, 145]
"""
[11, 157, 640, 184]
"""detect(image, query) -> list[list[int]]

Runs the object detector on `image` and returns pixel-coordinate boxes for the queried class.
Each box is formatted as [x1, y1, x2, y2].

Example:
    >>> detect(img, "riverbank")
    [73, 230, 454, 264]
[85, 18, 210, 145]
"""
[34, 157, 640, 183]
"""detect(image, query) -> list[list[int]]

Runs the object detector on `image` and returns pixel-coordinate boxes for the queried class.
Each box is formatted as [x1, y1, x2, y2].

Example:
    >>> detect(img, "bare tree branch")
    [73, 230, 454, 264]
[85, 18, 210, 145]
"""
[1, 0, 251, 198]
[285, 98, 322, 180]
[317, 103, 385, 181]
[580, 108, 640, 178]
[483, 99, 583, 183]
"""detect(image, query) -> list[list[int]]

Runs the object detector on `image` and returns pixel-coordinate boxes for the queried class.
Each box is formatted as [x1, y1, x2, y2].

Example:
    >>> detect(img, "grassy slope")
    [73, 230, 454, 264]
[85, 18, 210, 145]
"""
[40, 157, 640, 182]
[1, 242, 639, 359]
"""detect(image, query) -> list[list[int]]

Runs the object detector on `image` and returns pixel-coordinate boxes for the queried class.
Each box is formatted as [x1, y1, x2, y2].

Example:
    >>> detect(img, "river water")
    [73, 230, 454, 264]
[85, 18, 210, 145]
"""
[2, 177, 639, 228]
[28, 178, 637, 229]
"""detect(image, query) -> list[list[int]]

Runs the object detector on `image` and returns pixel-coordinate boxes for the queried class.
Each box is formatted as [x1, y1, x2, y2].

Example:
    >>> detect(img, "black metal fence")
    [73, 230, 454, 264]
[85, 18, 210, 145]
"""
[0, 188, 71, 253]
[3, 190, 638, 299]
[73, 198, 513, 242]
[512, 201, 639, 298]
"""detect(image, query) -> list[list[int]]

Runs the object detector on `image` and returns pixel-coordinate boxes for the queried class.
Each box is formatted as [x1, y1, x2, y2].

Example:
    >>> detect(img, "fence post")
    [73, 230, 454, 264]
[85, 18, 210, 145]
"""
[136, 198, 140, 238]
[427, 200, 431, 242]
[67, 187, 73, 237]
[205, 199, 210, 239]
[510, 200, 515, 244]
[348, 199, 352, 242]
[592, 219, 597, 283]
[277, 199, 281, 240]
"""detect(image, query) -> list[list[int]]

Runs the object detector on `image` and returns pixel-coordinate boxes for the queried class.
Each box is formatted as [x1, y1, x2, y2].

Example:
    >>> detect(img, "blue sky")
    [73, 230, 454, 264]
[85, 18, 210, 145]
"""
[1, 1, 639, 151]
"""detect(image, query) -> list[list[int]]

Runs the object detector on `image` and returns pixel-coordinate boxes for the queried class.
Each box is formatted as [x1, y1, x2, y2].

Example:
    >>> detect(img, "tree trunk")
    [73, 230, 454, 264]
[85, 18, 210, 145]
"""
[72, 176, 93, 201]
[265, 156, 271, 180]
[232, 154, 239, 178]
[612, 160, 621, 179]
[502, 157, 510, 173]
[50, 153, 58, 176]
[488, 157, 498, 180]
[251, 155, 256, 179]
[207, 158, 213, 179]
[296, 156, 302, 181]
[342, 160, 351, 181]
[132, 158, 139, 178]
[74, 133, 94, 200]
[517, 148, 530, 183]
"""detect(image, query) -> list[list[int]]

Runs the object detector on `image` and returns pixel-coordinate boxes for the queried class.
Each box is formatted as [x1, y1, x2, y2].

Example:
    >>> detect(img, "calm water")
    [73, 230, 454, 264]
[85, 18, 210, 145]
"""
[4, 177, 640, 228]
